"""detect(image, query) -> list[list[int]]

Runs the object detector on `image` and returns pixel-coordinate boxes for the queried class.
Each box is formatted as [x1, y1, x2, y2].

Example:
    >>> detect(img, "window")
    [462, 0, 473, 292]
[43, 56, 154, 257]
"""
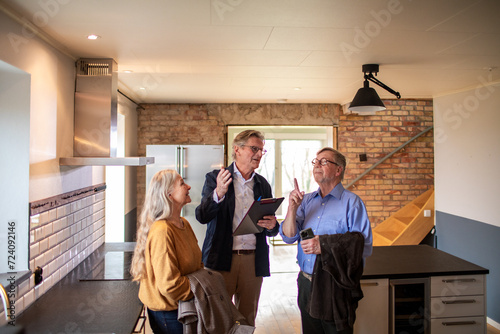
[228, 126, 335, 217]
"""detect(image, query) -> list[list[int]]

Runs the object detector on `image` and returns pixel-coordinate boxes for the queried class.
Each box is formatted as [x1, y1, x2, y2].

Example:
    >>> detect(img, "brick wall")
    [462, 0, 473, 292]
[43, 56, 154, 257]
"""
[339, 99, 434, 226]
[137, 101, 433, 228]
[137, 103, 339, 215]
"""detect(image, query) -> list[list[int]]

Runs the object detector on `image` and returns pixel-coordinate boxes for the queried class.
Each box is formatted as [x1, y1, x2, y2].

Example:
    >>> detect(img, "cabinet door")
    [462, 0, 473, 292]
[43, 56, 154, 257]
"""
[354, 279, 389, 334]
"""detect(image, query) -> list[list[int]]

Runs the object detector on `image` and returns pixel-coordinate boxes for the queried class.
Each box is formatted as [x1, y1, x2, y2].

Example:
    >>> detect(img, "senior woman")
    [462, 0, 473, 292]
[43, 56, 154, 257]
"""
[130, 169, 203, 333]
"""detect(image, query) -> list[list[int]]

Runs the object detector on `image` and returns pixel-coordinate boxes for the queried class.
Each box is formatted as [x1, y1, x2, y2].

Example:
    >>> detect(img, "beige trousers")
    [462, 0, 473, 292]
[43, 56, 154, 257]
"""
[217, 252, 263, 326]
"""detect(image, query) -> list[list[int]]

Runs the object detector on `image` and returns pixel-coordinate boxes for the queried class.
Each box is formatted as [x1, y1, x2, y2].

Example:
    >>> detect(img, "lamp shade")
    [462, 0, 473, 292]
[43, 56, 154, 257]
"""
[348, 84, 386, 113]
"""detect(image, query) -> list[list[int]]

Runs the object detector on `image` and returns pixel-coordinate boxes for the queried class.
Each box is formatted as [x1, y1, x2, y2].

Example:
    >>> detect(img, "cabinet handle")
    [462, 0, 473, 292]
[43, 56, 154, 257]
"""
[442, 321, 476, 326]
[442, 299, 476, 304]
[361, 282, 379, 287]
[441, 278, 476, 283]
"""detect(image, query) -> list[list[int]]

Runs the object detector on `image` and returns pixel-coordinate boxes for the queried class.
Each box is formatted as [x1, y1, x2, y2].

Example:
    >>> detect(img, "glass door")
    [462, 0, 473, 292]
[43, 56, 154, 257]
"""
[390, 278, 430, 334]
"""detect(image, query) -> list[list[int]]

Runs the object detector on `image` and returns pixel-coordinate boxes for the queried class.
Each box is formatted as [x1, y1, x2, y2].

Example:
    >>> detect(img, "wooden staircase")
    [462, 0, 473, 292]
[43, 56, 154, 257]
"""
[373, 188, 435, 246]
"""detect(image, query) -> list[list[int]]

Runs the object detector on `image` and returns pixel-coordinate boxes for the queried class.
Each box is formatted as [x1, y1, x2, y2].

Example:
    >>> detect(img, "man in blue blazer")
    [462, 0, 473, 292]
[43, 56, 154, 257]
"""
[195, 129, 279, 326]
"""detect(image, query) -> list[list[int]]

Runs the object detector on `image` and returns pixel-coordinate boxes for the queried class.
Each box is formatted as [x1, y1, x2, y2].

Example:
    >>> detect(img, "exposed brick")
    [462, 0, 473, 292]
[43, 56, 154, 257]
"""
[341, 99, 433, 226]
[137, 100, 433, 229]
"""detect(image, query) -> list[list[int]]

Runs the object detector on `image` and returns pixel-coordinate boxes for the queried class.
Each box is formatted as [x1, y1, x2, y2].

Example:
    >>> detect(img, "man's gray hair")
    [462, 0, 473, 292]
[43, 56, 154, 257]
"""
[317, 147, 347, 181]
[231, 130, 265, 160]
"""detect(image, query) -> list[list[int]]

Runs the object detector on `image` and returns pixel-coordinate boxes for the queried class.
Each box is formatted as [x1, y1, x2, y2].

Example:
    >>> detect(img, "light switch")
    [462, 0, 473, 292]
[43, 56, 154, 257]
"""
[424, 210, 431, 217]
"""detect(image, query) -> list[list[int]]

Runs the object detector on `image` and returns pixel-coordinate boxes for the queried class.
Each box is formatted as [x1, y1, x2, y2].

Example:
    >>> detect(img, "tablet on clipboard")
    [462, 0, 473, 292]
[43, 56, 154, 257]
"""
[233, 197, 284, 236]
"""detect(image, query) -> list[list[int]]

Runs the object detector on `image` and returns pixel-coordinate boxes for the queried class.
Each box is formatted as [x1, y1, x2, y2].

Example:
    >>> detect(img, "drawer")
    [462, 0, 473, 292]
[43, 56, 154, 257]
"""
[431, 295, 484, 318]
[431, 275, 484, 297]
[430, 316, 485, 334]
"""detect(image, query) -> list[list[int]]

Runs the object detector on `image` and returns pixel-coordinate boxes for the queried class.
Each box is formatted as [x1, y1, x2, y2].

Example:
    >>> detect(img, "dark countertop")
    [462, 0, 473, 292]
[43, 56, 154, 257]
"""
[362, 245, 489, 279]
[15, 243, 143, 334]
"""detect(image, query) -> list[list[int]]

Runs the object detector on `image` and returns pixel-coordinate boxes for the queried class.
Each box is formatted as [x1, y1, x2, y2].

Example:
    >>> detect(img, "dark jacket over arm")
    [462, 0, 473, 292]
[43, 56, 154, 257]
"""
[195, 163, 279, 277]
[308, 232, 365, 331]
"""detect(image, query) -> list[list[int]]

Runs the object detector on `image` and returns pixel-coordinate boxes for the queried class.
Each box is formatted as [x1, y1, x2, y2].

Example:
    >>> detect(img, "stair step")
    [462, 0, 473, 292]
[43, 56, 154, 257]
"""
[372, 231, 392, 246]
[394, 216, 413, 225]
[375, 229, 400, 242]
[373, 188, 434, 246]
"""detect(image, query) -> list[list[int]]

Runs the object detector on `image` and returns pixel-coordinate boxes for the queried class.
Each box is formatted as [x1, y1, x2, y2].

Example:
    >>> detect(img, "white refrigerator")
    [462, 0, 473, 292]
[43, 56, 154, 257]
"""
[146, 145, 225, 248]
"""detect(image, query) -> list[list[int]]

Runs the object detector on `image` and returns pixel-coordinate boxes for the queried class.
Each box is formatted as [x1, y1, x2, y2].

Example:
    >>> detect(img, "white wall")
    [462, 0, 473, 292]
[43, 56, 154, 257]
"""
[0, 9, 105, 272]
[0, 61, 30, 272]
[434, 80, 500, 227]
[0, 10, 105, 202]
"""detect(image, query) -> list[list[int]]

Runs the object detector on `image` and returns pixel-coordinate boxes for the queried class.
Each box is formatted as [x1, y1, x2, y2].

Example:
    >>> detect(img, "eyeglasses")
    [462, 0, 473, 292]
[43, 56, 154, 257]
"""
[312, 158, 338, 166]
[241, 145, 267, 155]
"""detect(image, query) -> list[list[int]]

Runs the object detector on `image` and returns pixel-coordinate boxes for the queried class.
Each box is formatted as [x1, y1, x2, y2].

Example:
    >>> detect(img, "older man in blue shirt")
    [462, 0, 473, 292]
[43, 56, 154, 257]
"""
[280, 147, 372, 334]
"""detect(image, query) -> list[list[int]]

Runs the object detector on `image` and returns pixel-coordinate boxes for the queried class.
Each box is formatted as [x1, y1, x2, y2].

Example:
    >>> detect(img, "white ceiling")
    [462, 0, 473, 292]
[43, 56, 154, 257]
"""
[2, 0, 500, 104]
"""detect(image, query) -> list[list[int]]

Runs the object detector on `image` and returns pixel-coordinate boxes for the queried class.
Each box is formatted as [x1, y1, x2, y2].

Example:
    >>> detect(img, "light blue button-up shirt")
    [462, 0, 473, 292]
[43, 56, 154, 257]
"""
[279, 183, 373, 274]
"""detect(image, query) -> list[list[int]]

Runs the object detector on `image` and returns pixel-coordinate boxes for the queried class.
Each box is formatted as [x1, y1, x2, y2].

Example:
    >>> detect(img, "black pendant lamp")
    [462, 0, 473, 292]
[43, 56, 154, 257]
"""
[349, 64, 401, 113]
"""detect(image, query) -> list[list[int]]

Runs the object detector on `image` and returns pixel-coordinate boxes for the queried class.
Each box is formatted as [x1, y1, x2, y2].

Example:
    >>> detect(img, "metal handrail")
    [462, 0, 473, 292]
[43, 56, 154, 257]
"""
[346, 126, 434, 189]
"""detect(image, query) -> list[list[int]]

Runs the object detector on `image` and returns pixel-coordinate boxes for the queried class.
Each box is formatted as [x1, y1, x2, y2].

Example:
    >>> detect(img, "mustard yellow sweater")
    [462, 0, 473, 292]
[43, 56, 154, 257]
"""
[138, 218, 203, 311]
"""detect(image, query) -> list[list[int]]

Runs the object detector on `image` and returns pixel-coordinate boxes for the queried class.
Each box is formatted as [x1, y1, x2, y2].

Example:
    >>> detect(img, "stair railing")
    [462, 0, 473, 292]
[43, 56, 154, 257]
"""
[346, 126, 434, 189]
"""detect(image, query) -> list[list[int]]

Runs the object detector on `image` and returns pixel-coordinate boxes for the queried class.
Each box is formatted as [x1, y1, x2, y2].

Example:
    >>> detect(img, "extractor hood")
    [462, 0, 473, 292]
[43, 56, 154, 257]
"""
[60, 58, 154, 166]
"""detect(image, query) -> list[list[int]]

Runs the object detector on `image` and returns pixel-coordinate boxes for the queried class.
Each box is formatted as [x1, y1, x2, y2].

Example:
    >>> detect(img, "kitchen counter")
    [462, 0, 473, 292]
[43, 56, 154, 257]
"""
[15, 243, 143, 334]
[362, 245, 489, 279]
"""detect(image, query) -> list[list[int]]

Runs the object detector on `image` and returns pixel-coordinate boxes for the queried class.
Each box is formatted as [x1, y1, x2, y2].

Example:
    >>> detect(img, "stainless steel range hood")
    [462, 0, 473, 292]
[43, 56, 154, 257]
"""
[60, 58, 153, 166]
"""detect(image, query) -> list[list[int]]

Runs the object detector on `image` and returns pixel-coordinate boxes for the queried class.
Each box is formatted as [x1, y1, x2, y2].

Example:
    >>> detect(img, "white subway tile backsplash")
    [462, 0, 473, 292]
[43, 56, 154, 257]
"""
[34, 227, 43, 243]
[48, 234, 58, 249]
[20, 187, 106, 319]
[30, 214, 40, 230]
[95, 192, 105, 201]
[48, 208, 57, 223]
[39, 238, 48, 253]
[39, 211, 49, 226]
[42, 224, 53, 239]
[56, 204, 69, 219]
[30, 243, 39, 260]
[24, 289, 34, 308]
[34, 254, 45, 269]
[15, 294, 24, 315]
[44, 249, 53, 266]
[53, 244, 61, 259]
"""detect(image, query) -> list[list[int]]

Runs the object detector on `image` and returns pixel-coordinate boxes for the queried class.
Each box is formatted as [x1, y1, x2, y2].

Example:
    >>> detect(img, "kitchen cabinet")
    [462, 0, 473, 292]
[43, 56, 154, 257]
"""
[430, 274, 486, 334]
[354, 279, 389, 334]
[355, 246, 489, 334]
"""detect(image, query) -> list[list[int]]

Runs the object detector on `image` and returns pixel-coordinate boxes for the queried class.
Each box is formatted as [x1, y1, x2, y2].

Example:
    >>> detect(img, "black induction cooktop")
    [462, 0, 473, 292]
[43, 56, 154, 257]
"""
[80, 251, 133, 281]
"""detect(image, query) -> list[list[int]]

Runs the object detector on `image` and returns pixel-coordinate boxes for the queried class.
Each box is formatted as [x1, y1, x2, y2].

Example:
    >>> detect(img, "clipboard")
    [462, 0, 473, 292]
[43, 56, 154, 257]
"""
[233, 197, 284, 236]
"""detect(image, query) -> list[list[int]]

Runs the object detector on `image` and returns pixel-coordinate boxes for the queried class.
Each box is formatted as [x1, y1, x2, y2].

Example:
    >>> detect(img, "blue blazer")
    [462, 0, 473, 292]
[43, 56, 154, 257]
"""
[195, 163, 279, 277]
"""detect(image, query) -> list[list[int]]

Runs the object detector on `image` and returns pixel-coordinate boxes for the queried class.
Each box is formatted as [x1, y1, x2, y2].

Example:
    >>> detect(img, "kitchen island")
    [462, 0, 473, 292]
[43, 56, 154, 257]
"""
[356, 245, 489, 334]
[14, 243, 143, 334]
[363, 244, 488, 279]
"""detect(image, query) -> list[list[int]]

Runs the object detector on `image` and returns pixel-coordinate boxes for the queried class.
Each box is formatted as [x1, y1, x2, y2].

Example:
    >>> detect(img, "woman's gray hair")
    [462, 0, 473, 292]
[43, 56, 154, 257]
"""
[317, 147, 347, 181]
[231, 130, 265, 160]
[130, 169, 178, 281]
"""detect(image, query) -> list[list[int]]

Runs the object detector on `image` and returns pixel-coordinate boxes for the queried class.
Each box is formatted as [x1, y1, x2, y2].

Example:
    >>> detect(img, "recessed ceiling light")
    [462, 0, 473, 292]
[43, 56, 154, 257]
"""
[277, 99, 287, 103]
[294, 87, 301, 90]
[87, 34, 100, 40]
[123, 70, 133, 73]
